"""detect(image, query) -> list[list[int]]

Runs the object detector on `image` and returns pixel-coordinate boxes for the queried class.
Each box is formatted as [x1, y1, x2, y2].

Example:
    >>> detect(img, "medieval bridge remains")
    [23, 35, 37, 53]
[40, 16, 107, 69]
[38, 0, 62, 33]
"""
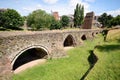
[0, 29, 102, 77]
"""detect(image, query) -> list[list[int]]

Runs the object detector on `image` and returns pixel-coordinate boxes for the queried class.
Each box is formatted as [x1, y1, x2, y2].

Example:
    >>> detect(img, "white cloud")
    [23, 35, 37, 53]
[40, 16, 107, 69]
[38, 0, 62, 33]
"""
[106, 9, 120, 16]
[45, 0, 91, 16]
[43, 0, 58, 4]
[17, 4, 43, 16]
[69, 0, 90, 15]
[69, 0, 82, 7]
[17, 0, 92, 16]
[43, 4, 71, 16]
[85, 0, 95, 2]
[22, 4, 42, 12]
[82, 2, 90, 14]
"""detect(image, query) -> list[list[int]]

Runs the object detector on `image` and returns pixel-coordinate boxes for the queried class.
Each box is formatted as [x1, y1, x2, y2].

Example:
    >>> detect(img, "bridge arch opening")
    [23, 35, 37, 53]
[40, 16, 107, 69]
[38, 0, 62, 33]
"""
[96, 32, 98, 34]
[92, 32, 95, 37]
[81, 35, 87, 40]
[64, 35, 75, 47]
[11, 46, 48, 71]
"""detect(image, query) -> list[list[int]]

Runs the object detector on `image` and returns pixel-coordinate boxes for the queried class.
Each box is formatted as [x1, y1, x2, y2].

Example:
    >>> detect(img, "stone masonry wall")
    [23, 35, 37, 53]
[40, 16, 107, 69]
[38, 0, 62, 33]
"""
[0, 29, 102, 79]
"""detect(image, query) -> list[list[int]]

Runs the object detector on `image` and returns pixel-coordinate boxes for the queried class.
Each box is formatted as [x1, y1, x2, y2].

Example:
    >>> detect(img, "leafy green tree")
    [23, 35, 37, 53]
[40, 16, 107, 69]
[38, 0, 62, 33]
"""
[74, 4, 79, 27]
[107, 15, 113, 27]
[98, 13, 113, 28]
[74, 3, 84, 27]
[0, 11, 5, 28]
[50, 19, 62, 30]
[80, 6, 84, 25]
[0, 9, 24, 30]
[60, 15, 69, 28]
[115, 15, 120, 25]
[98, 13, 107, 27]
[27, 9, 53, 30]
[110, 15, 120, 27]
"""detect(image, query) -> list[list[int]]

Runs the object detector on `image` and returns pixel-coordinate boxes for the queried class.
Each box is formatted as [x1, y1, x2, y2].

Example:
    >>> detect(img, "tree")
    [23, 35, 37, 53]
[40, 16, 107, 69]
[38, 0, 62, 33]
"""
[74, 4, 79, 27]
[27, 9, 53, 30]
[110, 15, 120, 27]
[98, 13, 107, 27]
[60, 15, 69, 28]
[98, 13, 113, 28]
[50, 19, 62, 30]
[115, 15, 120, 25]
[80, 6, 84, 25]
[0, 9, 24, 30]
[107, 15, 113, 27]
[74, 3, 84, 27]
[0, 11, 5, 28]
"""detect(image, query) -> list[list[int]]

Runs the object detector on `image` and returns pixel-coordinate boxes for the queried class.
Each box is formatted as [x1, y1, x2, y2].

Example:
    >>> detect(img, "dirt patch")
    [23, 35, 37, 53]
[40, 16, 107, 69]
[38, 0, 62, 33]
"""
[14, 59, 46, 74]
[64, 47, 74, 51]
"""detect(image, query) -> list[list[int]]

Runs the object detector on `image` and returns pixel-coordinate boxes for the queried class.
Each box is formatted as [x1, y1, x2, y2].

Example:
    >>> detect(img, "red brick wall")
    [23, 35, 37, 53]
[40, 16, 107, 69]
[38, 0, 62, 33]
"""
[82, 12, 94, 29]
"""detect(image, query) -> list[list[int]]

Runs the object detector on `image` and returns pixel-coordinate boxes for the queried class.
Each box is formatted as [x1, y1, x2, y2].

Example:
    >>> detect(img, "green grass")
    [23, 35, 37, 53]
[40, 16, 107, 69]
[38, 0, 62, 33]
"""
[13, 33, 120, 80]
[86, 41, 120, 80]
[106, 29, 120, 41]
[86, 30, 120, 80]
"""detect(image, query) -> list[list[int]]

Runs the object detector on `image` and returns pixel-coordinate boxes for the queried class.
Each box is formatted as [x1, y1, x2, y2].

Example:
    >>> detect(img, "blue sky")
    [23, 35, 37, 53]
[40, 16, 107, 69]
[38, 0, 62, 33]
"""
[0, 0, 120, 16]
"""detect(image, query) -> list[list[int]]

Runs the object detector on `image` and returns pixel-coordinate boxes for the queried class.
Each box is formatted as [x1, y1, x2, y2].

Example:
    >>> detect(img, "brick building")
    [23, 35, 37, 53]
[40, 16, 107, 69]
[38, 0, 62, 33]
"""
[82, 12, 102, 29]
[52, 12, 60, 20]
[82, 12, 95, 29]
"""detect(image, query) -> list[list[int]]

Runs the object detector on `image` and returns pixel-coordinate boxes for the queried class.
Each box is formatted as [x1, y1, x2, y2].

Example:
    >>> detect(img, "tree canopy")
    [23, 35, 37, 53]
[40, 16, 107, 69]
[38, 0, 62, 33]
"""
[0, 9, 24, 30]
[60, 15, 69, 28]
[74, 3, 84, 27]
[98, 13, 120, 28]
[110, 15, 120, 27]
[50, 19, 62, 30]
[98, 13, 113, 27]
[27, 9, 54, 30]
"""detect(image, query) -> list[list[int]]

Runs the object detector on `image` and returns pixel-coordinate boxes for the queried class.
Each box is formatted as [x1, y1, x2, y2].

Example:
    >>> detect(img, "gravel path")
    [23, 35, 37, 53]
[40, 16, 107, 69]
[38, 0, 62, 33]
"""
[64, 47, 74, 51]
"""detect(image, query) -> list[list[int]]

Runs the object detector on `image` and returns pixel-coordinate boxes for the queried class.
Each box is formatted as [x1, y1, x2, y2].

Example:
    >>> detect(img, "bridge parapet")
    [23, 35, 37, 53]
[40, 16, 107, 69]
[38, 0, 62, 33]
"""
[0, 29, 102, 60]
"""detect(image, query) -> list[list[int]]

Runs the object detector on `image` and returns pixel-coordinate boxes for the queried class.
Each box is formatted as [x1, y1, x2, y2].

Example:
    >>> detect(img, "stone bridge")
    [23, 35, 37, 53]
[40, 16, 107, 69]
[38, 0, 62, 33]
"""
[0, 29, 102, 78]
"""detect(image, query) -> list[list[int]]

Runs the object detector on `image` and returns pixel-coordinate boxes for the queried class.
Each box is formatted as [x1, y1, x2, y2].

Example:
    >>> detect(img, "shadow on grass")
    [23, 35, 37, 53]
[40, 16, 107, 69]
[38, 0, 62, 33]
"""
[117, 39, 120, 43]
[95, 44, 120, 52]
[80, 50, 98, 80]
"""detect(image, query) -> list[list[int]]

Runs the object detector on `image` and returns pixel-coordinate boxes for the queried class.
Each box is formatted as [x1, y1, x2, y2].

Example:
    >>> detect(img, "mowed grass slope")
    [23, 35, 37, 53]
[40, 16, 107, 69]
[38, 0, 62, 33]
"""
[86, 29, 120, 80]
[13, 30, 120, 80]
[106, 29, 120, 41]
[86, 41, 120, 80]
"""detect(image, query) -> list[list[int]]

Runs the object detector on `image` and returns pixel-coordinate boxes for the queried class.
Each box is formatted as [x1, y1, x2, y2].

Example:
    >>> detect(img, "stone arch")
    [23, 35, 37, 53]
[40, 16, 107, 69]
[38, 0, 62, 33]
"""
[63, 34, 75, 47]
[11, 45, 49, 71]
[92, 32, 95, 37]
[96, 32, 98, 34]
[81, 34, 87, 40]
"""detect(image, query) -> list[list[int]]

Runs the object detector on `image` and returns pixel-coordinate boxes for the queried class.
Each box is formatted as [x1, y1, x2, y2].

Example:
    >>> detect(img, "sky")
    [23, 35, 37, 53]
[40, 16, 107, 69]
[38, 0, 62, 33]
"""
[0, 0, 120, 16]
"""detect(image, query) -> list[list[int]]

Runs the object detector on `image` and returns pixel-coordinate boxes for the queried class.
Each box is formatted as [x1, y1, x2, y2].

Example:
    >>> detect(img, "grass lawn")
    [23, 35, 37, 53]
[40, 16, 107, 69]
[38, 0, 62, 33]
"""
[86, 41, 120, 80]
[13, 31, 120, 80]
[86, 29, 120, 80]
[106, 29, 120, 41]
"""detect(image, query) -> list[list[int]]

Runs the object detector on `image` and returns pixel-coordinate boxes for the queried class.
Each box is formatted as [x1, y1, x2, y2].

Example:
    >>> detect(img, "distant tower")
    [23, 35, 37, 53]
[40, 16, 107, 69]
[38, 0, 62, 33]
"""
[82, 12, 95, 29]
[52, 12, 60, 20]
